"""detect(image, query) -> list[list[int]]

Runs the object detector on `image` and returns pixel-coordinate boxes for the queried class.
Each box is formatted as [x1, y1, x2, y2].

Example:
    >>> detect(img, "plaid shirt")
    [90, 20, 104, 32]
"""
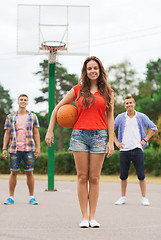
[4, 111, 39, 153]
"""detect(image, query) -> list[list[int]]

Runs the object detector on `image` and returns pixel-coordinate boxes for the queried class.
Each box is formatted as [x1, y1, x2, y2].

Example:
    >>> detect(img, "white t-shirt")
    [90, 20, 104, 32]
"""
[120, 111, 143, 151]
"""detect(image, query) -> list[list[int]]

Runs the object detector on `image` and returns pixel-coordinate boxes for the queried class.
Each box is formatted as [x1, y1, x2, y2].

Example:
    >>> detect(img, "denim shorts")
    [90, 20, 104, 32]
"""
[69, 129, 108, 153]
[10, 151, 35, 172]
[119, 148, 145, 180]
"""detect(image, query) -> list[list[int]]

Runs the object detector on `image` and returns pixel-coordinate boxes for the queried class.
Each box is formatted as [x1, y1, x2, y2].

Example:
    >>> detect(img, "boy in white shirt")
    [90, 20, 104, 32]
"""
[114, 96, 157, 206]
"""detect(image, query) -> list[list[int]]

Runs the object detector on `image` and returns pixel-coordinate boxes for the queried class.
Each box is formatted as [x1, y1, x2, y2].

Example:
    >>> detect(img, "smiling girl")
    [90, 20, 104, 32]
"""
[45, 56, 114, 228]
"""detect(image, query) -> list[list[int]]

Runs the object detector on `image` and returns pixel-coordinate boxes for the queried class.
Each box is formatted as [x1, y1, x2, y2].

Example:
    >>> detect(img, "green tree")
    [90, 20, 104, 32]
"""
[0, 84, 12, 149]
[146, 58, 161, 87]
[135, 58, 161, 121]
[34, 60, 78, 151]
[107, 60, 139, 117]
[150, 115, 161, 150]
[34, 60, 78, 105]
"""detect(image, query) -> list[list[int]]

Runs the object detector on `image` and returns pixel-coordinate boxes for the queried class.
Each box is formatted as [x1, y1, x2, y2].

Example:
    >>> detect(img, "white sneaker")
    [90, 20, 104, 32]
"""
[115, 196, 126, 205]
[79, 220, 89, 228]
[141, 197, 150, 206]
[89, 219, 100, 228]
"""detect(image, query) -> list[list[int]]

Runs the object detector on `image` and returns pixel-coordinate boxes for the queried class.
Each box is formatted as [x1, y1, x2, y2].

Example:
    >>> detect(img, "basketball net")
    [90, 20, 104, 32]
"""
[49, 50, 57, 64]
[41, 41, 66, 63]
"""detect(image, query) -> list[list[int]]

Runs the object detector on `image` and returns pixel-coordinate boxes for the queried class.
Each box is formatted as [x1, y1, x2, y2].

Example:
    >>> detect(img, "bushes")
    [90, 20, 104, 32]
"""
[0, 149, 161, 175]
[34, 153, 48, 174]
[144, 149, 161, 176]
[0, 152, 76, 175]
[34, 152, 76, 174]
[54, 152, 76, 174]
[0, 155, 10, 174]
[102, 151, 120, 174]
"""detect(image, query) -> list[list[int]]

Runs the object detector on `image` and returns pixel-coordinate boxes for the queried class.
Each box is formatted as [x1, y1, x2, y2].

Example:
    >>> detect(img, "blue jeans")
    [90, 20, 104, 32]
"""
[10, 151, 35, 172]
[69, 129, 108, 153]
[119, 148, 145, 180]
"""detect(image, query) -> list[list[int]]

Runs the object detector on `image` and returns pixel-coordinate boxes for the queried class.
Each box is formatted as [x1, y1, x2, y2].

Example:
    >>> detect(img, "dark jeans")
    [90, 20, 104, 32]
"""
[119, 148, 145, 180]
[10, 151, 35, 172]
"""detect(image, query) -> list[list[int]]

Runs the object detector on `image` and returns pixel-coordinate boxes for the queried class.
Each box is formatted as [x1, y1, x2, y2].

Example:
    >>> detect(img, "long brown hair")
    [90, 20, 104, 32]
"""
[77, 56, 112, 111]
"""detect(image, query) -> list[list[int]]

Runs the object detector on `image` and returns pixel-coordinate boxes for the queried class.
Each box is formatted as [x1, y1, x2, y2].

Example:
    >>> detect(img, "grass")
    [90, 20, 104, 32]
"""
[1, 174, 161, 184]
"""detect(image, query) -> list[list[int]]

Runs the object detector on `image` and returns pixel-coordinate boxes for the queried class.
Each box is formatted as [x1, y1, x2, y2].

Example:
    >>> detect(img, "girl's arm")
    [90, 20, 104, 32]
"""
[106, 92, 114, 157]
[45, 88, 76, 146]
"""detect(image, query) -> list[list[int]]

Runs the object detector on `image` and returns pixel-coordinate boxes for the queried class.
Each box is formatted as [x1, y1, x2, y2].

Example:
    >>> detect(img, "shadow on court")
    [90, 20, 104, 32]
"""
[0, 179, 161, 240]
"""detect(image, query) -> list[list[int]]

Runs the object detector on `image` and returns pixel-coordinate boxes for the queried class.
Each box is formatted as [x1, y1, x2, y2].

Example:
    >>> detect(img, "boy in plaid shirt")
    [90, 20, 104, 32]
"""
[2, 94, 40, 205]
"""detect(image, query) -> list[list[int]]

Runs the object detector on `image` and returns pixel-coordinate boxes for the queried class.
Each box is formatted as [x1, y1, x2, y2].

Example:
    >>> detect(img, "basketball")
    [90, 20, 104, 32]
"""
[57, 104, 78, 128]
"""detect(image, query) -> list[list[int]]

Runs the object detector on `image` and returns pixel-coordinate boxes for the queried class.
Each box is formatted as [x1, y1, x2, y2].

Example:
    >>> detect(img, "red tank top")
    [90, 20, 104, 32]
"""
[73, 84, 113, 130]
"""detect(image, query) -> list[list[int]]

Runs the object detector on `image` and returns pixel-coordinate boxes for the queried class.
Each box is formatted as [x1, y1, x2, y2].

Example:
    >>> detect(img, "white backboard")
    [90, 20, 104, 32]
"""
[17, 4, 90, 56]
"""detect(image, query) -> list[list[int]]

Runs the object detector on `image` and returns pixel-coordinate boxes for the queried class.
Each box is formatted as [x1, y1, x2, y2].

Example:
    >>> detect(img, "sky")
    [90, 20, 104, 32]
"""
[0, 0, 161, 113]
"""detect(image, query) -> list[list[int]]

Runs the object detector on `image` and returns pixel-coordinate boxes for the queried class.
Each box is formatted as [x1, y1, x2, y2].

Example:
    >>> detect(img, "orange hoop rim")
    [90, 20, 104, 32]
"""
[41, 41, 66, 52]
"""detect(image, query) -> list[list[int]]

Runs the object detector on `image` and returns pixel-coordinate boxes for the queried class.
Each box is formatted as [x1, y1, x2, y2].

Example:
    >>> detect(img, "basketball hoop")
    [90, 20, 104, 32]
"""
[41, 41, 66, 63]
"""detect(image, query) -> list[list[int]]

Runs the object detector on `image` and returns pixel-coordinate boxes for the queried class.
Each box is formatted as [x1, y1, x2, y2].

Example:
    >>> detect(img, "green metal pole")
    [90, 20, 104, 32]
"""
[48, 62, 55, 190]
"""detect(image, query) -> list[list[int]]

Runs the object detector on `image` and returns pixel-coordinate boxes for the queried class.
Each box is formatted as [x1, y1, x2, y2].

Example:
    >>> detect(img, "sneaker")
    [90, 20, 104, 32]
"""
[4, 197, 14, 205]
[115, 196, 126, 205]
[29, 198, 38, 205]
[79, 220, 89, 228]
[89, 219, 100, 228]
[141, 197, 150, 206]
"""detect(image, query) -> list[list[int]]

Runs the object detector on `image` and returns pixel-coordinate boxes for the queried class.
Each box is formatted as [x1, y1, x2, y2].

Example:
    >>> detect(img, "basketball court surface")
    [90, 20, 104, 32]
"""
[0, 179, 161, 240]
